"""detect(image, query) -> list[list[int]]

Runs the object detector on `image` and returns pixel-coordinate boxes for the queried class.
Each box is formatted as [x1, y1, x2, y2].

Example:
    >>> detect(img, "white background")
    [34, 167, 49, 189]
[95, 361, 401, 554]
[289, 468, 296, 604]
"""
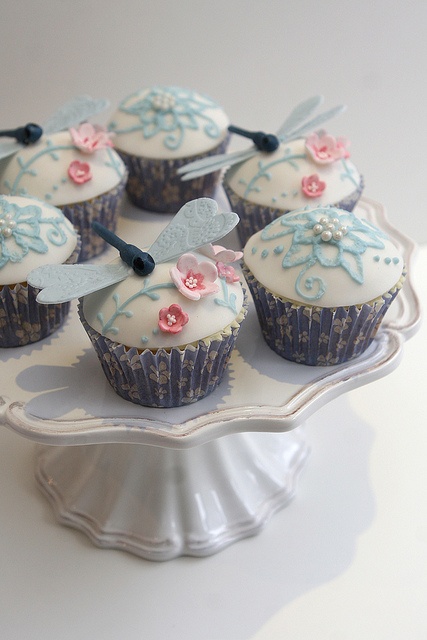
[1, 2, 426, 638]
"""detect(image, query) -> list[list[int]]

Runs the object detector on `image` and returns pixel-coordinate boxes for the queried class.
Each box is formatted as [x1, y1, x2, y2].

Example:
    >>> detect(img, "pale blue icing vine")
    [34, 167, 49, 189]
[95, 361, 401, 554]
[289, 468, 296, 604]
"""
[259, 207, 389, 302]
[239, 150, 360, 201]
[0, 199, 73, 269]
[239, 148, 306, 199]
[96, 280, 175, 337]
[109, 86, 222, 151]
[214, 276, 237, 315]
[3, 137, 124, 200]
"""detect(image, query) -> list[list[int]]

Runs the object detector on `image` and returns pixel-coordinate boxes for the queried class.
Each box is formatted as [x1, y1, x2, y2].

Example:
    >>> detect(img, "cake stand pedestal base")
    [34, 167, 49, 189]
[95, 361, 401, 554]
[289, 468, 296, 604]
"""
[35, 429, 309, 561]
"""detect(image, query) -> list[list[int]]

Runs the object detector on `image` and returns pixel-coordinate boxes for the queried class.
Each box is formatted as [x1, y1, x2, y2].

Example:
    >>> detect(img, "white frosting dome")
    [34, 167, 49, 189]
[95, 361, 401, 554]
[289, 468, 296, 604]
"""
[225, 138, 362, 211]
[244, 205, 404, 308]
[0, 130, 126, 206]
[0, 195, 78, 285]
[109, 86, 230, 160]
[82, 253, 244, 349]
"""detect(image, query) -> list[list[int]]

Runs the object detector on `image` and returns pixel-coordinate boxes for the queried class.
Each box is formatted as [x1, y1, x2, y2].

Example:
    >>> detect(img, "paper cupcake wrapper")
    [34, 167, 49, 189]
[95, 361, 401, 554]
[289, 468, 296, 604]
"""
[78, 294, 247, 407]
[118, 135, 230, 213]
[243, 264, 405, 366]
[0, 238, 81, 348]
[60, 172, 127, 262]
[225, 176, 364, 247]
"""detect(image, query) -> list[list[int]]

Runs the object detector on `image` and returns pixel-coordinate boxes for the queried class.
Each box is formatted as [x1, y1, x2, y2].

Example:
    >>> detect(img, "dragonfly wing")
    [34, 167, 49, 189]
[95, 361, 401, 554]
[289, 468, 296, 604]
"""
[284, 104, 347, 141]
[0, 139, 24, 161]
[177, 147, 256, 180]
[42, 95, 110, 135]
[276, 95, 324, 140]
[28, 263, 131, 304]
[149, 198, 239, 264]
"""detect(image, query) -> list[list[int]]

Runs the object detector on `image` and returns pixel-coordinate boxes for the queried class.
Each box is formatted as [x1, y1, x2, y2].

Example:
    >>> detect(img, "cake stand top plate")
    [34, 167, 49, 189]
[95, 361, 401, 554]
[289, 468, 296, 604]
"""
[0, 198, 421, 448]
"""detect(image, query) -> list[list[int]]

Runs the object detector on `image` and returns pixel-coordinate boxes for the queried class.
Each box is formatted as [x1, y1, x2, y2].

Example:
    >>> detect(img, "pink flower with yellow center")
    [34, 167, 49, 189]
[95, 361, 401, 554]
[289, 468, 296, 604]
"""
[170, 253, 219, 300]
[158, 304, 189, 334]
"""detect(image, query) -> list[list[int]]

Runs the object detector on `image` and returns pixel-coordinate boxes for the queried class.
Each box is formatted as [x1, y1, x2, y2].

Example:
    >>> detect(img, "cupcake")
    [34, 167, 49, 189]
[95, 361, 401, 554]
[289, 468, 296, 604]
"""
[179, 96, 363, 246]
[78, 249, 247, 407]
[243, 204, 405, 366]
[108, 86, 230, 213]
[0, 124, 127, 261]
[0, 195, 80, 347]
[225, 131, 363, 246]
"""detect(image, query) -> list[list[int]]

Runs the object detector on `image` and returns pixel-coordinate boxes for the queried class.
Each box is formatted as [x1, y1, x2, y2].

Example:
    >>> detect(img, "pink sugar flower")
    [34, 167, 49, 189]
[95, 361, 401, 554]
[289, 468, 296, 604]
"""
[158, 304, 189, 334]
[170, 253, 219, 301]
[216, 261, 240, 283]
[68, 160, 92, 184]
[70, 122, 114, 154]
[305, 132, 350, 164]
[301, 174, 326, 198]
[199, 243, 243, 263]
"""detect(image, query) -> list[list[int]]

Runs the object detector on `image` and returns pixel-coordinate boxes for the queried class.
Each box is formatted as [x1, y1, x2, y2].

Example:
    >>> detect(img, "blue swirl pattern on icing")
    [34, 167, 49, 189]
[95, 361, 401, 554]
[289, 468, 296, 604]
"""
[0, 199, 72, 269]
[260, 207, 389, 302]
[110, 87, 222, 151]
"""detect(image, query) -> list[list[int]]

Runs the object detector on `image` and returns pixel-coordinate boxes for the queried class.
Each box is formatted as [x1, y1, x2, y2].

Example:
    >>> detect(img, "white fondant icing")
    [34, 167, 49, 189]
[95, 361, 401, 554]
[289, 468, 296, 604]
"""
[0, 195, 78, 286]
[225, 138, 361, 210]
[243, 205, 404, 308]
[109, 87, 229, 160]
[82, 253, 244, 349]
[0, 131, 126, 206]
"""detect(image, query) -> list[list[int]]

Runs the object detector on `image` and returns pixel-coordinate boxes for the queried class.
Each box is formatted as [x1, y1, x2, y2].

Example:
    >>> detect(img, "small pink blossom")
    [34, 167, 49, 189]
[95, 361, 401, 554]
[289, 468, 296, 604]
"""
[170, 253, 219, 300]
[70, 122, 114, 154]
[216, 262, 240, 283]
[305, 132, 350, 164]
[301, 174, 326, 198]
[158, 304, 189, 334]
[68, 160, 92, 184]
[199, 243, 243, 263]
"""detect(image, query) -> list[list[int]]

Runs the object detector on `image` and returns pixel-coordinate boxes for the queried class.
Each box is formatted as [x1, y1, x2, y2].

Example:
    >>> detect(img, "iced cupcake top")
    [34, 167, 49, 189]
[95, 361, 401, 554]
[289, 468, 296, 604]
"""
[82, 248, 245, 350]
[244, 205, 404, 308]
[108, 86, 230, 160]
[225, 134, 362, 211]
[0, 195, 78, 286]
[0, 125, 126, 206]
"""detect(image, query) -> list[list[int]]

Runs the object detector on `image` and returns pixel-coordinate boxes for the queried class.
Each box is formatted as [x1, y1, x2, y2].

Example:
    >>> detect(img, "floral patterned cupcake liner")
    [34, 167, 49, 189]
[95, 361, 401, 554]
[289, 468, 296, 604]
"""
[0, 239, 81, 348]
[60, 172, 127, 262]
[243, 264, 405, 366]
[224, 176, 364, 248]
[78, 294, 247, 407]
[118, 135, 229, 214]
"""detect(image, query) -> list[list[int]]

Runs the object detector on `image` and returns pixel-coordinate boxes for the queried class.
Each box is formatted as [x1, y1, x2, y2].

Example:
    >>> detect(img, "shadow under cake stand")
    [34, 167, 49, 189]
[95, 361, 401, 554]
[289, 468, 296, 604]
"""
[0, 199, 421, 561]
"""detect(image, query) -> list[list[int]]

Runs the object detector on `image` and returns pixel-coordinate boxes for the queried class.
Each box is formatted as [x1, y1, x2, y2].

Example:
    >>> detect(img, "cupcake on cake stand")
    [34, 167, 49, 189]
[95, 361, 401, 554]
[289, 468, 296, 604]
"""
[0, 198, 420, 561]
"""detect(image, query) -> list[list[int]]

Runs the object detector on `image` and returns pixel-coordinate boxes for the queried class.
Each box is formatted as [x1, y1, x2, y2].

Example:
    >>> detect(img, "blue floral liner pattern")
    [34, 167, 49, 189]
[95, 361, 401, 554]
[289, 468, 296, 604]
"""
[224, 176, 364, 247]
[243, 264, 405, 366]
[60, 172, 127, 262]
[78, 292, 248, 407]
[118, 135, 229, 213]
[0, 238, 81, 348]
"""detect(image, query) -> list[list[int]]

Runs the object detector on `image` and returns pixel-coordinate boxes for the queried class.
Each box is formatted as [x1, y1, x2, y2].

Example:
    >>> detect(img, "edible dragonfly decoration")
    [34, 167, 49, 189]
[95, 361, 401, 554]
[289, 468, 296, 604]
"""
[177, 95, 346, 180]
[28, 198, 239, 304]
[0, 95, 110, 161]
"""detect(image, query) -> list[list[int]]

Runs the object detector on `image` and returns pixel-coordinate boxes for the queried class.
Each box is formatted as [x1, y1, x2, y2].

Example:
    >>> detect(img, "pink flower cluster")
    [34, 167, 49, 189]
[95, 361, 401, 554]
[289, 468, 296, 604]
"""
[68, 160, 92, 184]
[158, 304, 189, 334]
[70, 123, 114, 154]
[305, 132, 350, 164]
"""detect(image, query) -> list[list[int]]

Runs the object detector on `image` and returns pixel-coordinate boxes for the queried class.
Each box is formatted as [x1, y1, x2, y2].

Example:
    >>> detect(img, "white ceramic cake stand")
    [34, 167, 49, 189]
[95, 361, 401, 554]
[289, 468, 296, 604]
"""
[0, 198, 421, 561]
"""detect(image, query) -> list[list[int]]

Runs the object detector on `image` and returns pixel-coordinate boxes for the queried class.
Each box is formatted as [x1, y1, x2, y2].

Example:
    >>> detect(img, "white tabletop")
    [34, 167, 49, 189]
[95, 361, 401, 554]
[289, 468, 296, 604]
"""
[1, 1, 427, 637]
